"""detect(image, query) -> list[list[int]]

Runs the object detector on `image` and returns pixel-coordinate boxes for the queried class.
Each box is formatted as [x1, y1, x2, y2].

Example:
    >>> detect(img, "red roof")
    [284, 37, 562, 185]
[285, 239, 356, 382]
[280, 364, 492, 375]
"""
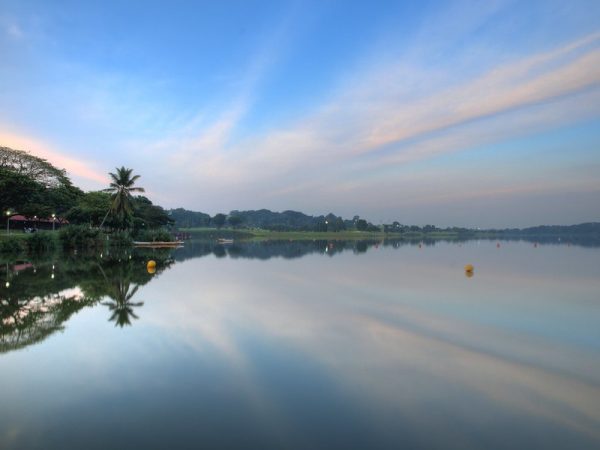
[9, 215, 69, 224]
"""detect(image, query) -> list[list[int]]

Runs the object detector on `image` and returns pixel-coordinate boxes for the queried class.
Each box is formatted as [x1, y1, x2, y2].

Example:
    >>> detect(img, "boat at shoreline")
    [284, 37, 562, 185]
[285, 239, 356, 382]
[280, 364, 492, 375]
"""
[217, 238, 234, 244]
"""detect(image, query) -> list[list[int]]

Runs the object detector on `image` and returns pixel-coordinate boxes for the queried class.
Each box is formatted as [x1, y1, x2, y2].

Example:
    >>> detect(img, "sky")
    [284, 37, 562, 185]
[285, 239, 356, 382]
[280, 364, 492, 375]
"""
[1, 0, 599, 227]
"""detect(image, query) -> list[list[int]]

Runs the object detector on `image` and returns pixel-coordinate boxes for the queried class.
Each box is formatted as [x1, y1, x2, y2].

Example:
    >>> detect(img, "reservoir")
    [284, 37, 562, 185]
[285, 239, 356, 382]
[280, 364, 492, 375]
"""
[1, 239, 599, 449]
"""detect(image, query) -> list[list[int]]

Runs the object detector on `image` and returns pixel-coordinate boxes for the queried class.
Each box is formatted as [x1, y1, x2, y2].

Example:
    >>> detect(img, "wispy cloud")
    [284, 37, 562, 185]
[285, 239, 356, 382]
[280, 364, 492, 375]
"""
[154, 31, 600, 216]
[0, 16, 24, 40]
[2, 1, 598, 225]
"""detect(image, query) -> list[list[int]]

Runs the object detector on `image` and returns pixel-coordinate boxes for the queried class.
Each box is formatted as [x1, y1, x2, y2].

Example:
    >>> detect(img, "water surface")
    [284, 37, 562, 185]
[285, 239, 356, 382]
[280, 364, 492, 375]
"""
[1, 239, 599, 449]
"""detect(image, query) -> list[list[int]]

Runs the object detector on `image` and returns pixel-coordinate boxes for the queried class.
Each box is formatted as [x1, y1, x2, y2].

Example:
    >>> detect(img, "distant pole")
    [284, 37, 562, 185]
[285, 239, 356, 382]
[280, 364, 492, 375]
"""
[52, 213, 56, 231]
[5, 211, 11, 236]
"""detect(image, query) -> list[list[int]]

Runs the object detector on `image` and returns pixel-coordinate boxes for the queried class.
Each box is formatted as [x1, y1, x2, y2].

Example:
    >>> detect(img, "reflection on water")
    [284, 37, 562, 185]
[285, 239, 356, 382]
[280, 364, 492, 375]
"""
[1, 239, 599, 449]
[98, 262, 145, 327]
[173, 236, 600, 263]
[1, 250, 173, 352]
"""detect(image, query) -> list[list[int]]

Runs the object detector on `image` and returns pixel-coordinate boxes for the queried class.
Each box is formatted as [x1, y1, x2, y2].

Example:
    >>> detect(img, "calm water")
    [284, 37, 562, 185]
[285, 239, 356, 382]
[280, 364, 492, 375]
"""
[1, 239, 599, 449]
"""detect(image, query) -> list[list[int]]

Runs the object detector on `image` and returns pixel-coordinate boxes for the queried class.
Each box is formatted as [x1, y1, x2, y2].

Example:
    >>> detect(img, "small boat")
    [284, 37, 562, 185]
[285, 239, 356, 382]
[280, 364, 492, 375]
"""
[133, 241, 184, 248]
[217, 238, 234, 244]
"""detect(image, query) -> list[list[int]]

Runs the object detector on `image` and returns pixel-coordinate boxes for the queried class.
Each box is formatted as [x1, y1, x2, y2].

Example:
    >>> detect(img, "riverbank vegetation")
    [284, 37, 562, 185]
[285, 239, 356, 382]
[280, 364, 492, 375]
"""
[2, 145, 599, 256]
[1, 146, 173, 252]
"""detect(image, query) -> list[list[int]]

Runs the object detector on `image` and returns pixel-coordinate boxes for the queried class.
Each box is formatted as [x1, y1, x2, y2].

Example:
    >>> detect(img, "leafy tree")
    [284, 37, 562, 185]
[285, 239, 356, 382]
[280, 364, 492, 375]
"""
[334, 217, 346, 232]
[167, 208, 211, 227]
[356, 219, 368, 231]
[228, 215, 243, 228]
[45, 182, 84, 216]
[102, 167, 145, 229]
[0, 168, 45, 218]
[66, 191, 113, 227]
[0, 146, 71, 188]
[132, 196, 173, 231]
[0, 147, 83, 221]
[212, 213, 227, 229]
[314, 219, 328, 232]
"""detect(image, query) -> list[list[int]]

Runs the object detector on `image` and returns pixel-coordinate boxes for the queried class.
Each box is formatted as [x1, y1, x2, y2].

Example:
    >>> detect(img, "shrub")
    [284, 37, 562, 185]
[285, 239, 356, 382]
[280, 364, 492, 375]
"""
[0, 238, 23, 255]
[134, 229, 173, 242]
[59, 225, 103, 249]
[107, 230, 133, 247]
[25, 232, 56, 253]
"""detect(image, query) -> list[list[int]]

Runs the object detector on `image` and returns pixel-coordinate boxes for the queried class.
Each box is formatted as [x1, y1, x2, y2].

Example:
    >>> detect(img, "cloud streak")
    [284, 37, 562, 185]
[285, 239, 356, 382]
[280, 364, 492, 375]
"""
[1, 1, 598, 225]
[153, 31, 600, 222]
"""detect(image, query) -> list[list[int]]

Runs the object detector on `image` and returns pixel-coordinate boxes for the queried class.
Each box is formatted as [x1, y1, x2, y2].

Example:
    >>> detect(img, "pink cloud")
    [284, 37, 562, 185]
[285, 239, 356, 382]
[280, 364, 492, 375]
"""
[0, 131, 107, 187]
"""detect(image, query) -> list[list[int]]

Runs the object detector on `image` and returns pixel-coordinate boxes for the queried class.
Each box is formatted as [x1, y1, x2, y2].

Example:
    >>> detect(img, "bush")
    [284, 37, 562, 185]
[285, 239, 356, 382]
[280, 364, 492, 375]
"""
[134, 229, 173, 242]
[0, 238, 24, 255]
[25, 232, 56, 253]
[107, 230, 133, 247]
[59, 225, 103, 249]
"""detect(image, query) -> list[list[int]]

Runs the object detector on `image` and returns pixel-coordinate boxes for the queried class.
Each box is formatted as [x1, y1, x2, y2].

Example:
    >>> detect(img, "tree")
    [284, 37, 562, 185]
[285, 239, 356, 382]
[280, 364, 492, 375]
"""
[0, 147, 84, 225]
[356, 219, 368, 231]
[334, 217, 346, 232]
[132, 196, 173, 231]
[0, 146, 77, 190]
[168, 208, 211, 228]
[0, 168, 45, 218]
[66, 191, 113, 227]
[101, 167, 145, 229]
[45, 182, 84, 216]
[212, 213, 226, 229]
[228, 215, 243, 228]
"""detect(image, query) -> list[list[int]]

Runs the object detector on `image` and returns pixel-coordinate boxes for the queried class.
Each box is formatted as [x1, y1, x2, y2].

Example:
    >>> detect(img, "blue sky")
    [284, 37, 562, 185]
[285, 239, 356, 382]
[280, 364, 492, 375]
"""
[1, 0, 599, 227]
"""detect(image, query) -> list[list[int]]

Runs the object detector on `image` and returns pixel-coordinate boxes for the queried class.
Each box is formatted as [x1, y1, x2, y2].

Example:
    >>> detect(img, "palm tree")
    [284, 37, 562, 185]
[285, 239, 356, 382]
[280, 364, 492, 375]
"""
[100, 167, 145, 229]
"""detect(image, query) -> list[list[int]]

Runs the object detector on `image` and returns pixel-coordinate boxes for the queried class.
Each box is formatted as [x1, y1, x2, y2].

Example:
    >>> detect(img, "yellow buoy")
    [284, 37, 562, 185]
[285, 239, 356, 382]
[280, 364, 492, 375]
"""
[147, 260, 156, 270]
[464, 264, 474, 273]
[147, 266, 156, 274]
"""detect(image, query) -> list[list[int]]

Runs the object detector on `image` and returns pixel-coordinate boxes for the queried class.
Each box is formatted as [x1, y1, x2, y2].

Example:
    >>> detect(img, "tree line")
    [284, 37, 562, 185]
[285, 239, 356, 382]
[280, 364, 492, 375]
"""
[1, 146, 172, 235]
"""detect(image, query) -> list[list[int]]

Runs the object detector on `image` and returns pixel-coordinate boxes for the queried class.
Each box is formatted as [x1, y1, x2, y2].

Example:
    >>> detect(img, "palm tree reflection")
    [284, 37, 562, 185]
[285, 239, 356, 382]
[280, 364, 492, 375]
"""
[102, 283, 144, 327]
[97, 263, 145, 327]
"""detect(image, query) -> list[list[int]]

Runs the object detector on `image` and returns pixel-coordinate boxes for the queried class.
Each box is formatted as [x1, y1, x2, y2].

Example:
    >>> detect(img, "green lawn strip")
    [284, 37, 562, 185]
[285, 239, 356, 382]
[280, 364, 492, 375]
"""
[180, 227, 464, 241]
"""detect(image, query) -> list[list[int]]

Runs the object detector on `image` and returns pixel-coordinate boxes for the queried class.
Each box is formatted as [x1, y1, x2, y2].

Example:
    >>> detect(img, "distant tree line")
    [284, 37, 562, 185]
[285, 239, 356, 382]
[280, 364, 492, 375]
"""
[167, 208, 377, 232]
[4, 146, 598, 238]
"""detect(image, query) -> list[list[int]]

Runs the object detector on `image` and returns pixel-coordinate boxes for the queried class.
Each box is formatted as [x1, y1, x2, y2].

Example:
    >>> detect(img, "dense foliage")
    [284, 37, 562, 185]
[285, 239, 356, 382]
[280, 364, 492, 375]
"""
[58, 225, 104, 249]
[102, 166, 145, 229]
[1, 147, 172, 237]
[169, 208, 359, 232]
[168, 208, 211, 227]
[1, 146, 83, 219]
[0, 146, 73, 188]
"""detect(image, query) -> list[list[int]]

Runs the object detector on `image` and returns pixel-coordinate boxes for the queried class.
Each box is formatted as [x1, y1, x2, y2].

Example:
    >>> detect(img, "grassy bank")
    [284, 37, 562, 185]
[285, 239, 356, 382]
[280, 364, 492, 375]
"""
[0, 226, 164, 257]
[180, 227, 466, 241]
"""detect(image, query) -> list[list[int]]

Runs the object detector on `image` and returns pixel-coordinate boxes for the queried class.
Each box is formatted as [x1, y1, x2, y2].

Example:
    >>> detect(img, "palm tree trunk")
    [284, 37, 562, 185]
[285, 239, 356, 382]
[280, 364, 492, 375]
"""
[99, 209, 111, 229]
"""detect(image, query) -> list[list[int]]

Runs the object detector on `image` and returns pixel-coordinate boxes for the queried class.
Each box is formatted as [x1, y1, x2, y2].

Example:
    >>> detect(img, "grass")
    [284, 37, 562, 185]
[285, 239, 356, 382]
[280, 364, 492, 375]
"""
[0, 232, 32, 241]
[180, 227, 466, 241]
